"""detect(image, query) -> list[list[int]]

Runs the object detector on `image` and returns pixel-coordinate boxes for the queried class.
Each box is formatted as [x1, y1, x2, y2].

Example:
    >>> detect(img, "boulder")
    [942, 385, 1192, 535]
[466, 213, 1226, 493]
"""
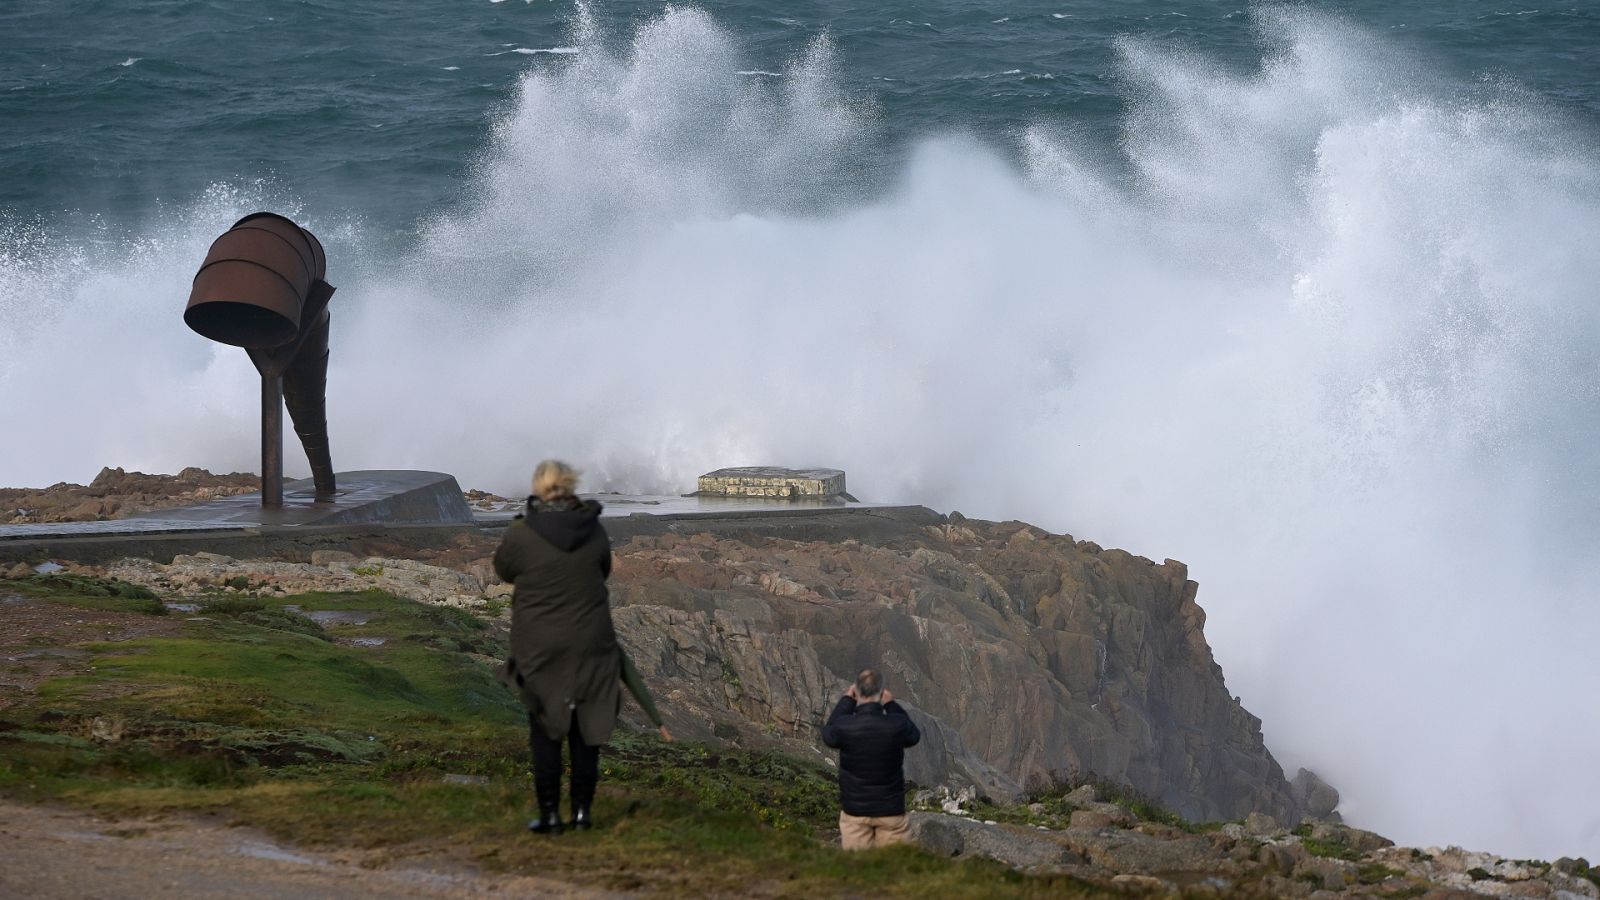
[1245, 812, 1286, 838]
[1064, 784, 1102, 805]
[1294, 856, 1356, 891]
[1290, 767, 1341, 819]
[1060, 826, 1237, 877]
[905, 812, 1085, 867]
[1073, 802, 1136, 828]
[1256, 841, 1308, 876]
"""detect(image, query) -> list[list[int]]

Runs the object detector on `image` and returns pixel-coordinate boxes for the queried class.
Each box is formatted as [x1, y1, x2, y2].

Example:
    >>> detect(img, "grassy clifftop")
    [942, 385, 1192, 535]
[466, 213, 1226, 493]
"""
[0, 575, 1094, 898]
[9, 572, 1597, 899]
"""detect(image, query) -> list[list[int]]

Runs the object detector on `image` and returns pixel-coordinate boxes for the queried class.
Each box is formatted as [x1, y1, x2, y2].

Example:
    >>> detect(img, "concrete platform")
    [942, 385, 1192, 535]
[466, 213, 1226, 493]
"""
[0, 470, 942, 567]
[474, 493, 880, 525]
[0, 471, 474, 542]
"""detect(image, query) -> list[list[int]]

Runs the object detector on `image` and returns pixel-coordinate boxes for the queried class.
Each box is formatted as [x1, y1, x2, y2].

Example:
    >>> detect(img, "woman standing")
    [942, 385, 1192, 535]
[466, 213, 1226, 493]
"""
[494, 460, 621, 835]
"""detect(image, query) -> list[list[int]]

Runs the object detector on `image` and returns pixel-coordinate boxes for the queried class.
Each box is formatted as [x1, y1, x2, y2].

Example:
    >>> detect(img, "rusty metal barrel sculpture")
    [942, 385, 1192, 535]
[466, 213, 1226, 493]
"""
[185, 213, 337, 505]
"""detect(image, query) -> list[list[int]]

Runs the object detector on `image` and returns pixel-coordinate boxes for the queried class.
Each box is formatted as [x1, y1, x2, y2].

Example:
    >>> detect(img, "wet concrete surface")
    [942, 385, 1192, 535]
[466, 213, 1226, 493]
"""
[0, 501, 943, 568]
[0, 471, 474, 541]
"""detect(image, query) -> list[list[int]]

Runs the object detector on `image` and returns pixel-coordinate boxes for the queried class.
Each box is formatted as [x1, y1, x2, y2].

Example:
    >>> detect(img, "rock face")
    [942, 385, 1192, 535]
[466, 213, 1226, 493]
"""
[98, 552, 500, 611]
[1291, 768, 1342, 821]
[0, 468, 260, 524]
[607, 513, 1301, 823]
[900, 807, 1600, 899]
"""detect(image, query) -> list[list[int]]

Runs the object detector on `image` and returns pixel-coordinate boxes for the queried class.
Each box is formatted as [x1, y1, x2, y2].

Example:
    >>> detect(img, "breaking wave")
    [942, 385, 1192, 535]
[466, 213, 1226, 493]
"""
[3, 6, 1598, 858]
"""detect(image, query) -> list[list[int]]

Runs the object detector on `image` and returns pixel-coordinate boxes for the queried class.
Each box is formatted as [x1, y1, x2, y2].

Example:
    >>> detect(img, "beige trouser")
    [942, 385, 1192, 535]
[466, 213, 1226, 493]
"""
[839, 811, 911, 850]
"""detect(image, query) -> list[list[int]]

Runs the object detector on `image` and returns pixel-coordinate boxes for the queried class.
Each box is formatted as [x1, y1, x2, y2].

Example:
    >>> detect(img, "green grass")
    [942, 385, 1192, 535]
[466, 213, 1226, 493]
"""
[1301, 837, 1361, 861]
[9, 573, 165, 615]
[0, 581, 1108, 898]
[1357, 862, 1404, 884]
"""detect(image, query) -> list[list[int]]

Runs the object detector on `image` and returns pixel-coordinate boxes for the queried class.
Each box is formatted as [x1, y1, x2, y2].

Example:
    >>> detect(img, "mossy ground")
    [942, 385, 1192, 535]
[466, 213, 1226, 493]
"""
[10, 572, 166, 615]
[0, 577, 1105, 898]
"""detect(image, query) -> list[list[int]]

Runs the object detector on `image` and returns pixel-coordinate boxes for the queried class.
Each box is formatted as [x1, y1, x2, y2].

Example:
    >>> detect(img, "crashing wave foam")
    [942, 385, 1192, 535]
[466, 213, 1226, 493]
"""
[3, 5, 1599, 860]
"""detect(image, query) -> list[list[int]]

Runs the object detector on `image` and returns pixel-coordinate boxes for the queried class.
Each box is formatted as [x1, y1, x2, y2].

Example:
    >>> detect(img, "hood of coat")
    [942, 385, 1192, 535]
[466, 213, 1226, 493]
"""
[520, 496, 605, 551]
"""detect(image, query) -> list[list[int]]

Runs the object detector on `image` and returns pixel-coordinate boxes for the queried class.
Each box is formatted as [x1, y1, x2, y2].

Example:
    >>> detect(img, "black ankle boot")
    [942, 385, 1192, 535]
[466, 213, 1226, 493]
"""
[528, 807, 565, 835]
[569, 805, 593, 831]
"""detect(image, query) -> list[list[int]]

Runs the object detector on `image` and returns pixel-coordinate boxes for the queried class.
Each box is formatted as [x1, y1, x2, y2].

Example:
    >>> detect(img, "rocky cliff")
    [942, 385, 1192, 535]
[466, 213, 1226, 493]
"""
[21, 489, 1304, 824]
[606, 512, 1300, 824]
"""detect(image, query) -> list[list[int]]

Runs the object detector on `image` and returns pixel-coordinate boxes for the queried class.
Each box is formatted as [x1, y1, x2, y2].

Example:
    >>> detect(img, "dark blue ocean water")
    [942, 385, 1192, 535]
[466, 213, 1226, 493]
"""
[4, 1, 1599, 231]
[4, 0, 1600, 862]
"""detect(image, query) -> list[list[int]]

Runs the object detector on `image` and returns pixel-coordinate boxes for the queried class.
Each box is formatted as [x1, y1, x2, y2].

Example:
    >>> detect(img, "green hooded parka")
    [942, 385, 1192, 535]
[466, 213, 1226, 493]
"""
[493, 497, 622, 745]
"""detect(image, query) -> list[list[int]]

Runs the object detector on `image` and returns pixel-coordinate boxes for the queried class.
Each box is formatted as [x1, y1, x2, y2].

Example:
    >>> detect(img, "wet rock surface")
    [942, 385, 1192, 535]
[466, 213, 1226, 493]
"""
[902, 800, 1600, 899]
[1, 467, 261, 524]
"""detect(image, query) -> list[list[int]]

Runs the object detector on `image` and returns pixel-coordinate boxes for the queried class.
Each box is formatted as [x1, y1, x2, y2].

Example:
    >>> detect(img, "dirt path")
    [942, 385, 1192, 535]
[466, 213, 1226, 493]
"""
[0, 799, 618, 899]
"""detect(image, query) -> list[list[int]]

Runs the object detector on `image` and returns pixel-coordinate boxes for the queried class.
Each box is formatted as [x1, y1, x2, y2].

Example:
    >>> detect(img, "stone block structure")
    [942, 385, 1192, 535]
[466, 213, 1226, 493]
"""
[695, 467, 850, 500]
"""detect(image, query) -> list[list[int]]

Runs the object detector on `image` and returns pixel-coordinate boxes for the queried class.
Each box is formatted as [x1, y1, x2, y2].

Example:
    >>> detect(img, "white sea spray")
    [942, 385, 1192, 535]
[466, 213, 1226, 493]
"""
[1, 6, 1597, 860]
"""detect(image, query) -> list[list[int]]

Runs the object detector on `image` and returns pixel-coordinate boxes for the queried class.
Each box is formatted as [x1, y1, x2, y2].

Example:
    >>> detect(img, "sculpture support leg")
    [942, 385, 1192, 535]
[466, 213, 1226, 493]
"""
[262, 373, 283, 508]
[282, 307, 335, 498]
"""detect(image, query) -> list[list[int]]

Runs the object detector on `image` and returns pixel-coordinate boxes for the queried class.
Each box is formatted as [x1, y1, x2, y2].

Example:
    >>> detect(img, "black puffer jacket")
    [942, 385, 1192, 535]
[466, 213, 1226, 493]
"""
[821, 697, 922, 817]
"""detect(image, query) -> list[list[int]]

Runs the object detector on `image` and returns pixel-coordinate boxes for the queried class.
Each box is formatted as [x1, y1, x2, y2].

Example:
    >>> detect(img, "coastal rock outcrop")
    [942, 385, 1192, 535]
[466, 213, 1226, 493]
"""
[47, 506, 1304, 823]
[0, 468, 259, 524]
[898, 805, 1600, 899]
[605, 514, 1302, 823]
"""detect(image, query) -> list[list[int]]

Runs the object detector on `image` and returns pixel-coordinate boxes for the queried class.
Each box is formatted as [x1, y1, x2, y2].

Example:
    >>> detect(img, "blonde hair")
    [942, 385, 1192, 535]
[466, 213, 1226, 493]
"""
[532, 459, 580, 501]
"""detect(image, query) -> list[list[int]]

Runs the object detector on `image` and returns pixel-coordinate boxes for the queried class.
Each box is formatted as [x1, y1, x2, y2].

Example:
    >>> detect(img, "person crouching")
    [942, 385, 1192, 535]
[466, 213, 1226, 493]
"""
[821, 668, 922, 850]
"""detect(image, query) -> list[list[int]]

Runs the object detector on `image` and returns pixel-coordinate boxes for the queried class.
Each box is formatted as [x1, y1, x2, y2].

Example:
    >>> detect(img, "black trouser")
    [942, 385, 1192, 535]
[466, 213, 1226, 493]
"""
[529, 711, 600, 814]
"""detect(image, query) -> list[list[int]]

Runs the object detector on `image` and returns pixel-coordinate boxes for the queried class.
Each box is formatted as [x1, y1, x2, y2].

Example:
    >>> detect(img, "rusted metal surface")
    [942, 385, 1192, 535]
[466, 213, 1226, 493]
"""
[185, 213, 337, 506]
[281, 300, 334, 496]
[185, 213, 325, 349]
[261, 373, 284, 507]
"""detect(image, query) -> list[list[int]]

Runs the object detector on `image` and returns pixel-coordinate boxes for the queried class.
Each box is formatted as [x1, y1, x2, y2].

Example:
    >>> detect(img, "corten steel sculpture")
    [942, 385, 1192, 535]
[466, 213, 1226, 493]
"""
[184, 212, 336, 507]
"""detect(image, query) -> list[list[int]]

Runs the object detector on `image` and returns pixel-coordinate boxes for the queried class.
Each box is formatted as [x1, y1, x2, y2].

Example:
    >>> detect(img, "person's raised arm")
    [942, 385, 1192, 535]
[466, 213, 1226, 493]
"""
[820, 686, 858, 748]
[881, 690, 921, 748]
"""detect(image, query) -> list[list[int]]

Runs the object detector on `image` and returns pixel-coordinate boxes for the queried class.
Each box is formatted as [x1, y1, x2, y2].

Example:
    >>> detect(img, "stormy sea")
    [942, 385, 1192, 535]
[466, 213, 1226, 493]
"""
[2, 0, 1598, 860]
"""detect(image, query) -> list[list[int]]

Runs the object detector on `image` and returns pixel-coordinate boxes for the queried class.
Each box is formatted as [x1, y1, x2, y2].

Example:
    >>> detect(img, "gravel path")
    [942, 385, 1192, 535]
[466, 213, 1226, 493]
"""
[0, 799, 614, 899]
